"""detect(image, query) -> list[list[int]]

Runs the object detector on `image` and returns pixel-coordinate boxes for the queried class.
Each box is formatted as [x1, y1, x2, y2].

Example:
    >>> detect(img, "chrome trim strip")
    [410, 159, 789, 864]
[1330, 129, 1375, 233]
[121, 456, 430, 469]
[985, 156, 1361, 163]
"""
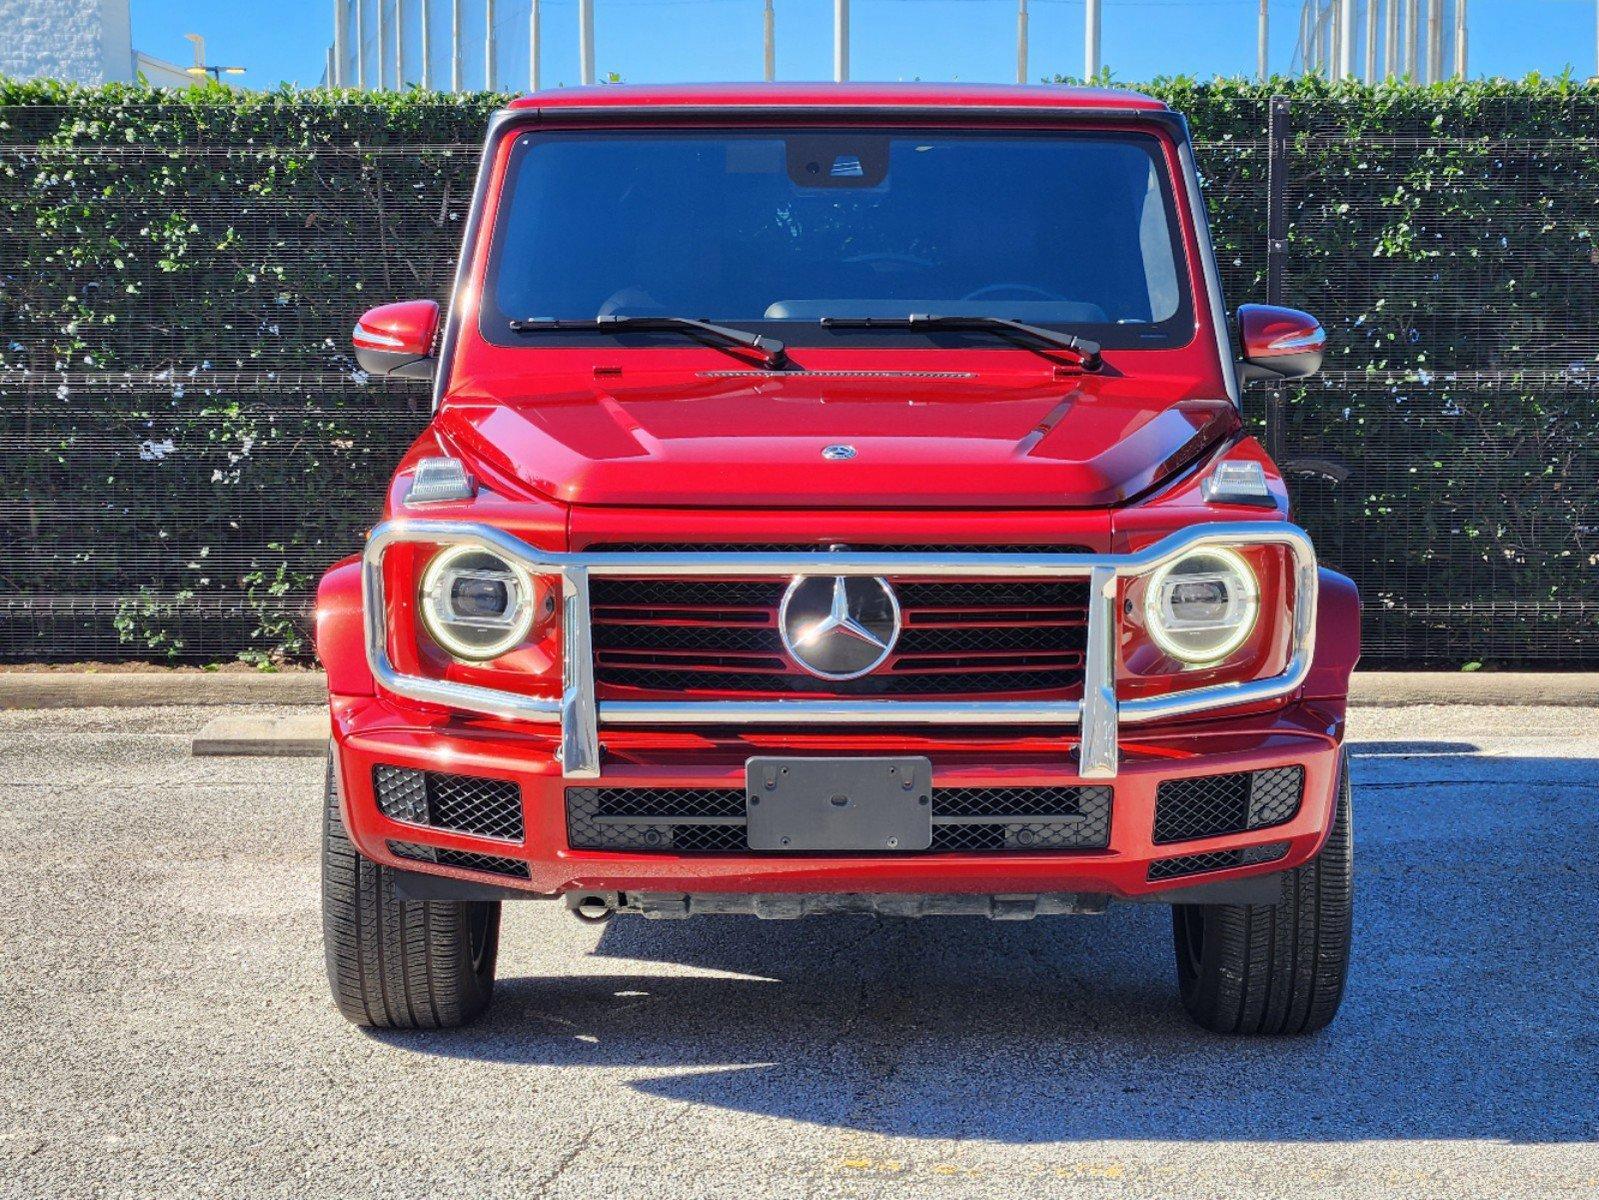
[1078, 565, 1119, 779]
[559, 568, 601, 778]
[360, 519, 1319, 780]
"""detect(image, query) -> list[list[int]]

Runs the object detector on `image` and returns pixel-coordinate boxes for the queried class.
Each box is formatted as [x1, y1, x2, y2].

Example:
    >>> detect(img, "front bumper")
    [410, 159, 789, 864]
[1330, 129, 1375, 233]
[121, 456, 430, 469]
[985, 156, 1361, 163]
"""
[330, 692, 1345, 901]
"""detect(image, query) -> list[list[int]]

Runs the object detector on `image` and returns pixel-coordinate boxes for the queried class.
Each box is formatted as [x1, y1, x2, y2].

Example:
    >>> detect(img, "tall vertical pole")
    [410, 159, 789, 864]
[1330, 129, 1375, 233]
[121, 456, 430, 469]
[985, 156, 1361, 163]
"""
[1364, 0, 1377, 80]
[395, 0, 405, 87]
[1017, 0, 1029, 84]
[420, 0, 432, 89]
[450, 0, 462, 90]
[326, 45, 336, 88]
[833, 0, 849, 82]
[1299, 3, 1312, 76]
[1257, 0, 1269, 82]
[1405, 0, 1419, 77]
[763, 0, 775, 81]
[332, 0, 347, 86]
[1384, 0, 1398, 77]
[376, 0, 388, 88]
[1427, 0, 1443, 82]
[579, 0, 596, 83]
[1338, 0, 1355, 77]
[529, 0, 540, 90]
[485, 0, 496, 89]
[1453, 0, 1467, 77]
[355, 0, 366, 87]
[1083, 0, 1101, 80]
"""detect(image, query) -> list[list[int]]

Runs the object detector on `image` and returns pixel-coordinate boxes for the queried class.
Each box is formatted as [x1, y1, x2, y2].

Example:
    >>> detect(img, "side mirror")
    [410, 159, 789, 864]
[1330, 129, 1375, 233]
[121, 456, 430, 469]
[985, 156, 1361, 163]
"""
[352, 300, 441, 379]
[1236, 303, 1325, 383]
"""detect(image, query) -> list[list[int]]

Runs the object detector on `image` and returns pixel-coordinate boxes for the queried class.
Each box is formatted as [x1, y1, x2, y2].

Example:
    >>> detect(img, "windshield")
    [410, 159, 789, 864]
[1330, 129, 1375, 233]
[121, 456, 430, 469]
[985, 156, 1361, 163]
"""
[481, 128, 1194, 349]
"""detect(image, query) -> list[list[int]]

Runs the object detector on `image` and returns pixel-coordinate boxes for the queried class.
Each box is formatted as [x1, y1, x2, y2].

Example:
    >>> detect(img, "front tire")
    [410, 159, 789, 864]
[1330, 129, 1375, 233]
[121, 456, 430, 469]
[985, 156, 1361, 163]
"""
[321, 751, 500, 1029]
[1171, 748, 1353, 1035]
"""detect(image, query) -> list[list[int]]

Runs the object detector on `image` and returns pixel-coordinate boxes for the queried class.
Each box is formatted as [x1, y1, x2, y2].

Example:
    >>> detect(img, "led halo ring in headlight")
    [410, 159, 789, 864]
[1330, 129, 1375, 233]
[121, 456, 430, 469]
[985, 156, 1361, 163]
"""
[1143, 545, 1260, 665]
[418, 543, 539, 661]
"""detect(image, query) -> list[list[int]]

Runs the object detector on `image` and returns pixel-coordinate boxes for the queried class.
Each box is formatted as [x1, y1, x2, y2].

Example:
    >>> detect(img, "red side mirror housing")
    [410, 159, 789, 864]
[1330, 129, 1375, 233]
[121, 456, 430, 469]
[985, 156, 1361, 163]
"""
[1236, 303, 1325, 383]
[353, 300, 441, 380]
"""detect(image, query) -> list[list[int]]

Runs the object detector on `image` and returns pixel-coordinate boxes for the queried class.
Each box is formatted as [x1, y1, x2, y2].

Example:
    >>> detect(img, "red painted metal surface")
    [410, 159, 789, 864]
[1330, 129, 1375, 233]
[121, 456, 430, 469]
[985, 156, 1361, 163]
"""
[316, 85, 1361, 900]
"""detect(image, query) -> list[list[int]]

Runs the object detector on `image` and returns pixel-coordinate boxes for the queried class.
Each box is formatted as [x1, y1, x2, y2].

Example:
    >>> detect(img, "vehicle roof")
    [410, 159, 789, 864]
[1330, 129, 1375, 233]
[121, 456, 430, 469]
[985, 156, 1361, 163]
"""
[505, 82, 1169, 114]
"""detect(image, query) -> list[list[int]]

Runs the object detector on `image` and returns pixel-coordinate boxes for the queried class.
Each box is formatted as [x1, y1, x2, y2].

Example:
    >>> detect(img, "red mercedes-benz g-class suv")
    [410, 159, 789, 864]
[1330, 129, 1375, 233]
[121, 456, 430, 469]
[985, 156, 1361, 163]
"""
[318, 83, 1358, 1035]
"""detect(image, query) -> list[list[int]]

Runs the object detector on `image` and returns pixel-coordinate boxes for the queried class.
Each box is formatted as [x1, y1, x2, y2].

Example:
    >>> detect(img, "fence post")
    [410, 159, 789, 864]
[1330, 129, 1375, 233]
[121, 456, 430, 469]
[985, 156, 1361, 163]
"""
[1265, 94, 1291, 460]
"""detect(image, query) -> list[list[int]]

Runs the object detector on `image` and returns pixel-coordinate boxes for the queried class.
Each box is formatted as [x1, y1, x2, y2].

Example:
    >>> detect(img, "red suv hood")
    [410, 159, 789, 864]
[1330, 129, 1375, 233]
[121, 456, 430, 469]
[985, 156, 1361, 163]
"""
[437, 369, 1237, 509]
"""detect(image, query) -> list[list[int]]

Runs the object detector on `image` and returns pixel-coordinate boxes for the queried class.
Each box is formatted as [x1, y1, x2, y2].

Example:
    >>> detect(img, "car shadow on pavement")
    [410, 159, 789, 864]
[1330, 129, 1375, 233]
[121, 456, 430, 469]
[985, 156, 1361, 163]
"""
[383, 743, 1599, 1144]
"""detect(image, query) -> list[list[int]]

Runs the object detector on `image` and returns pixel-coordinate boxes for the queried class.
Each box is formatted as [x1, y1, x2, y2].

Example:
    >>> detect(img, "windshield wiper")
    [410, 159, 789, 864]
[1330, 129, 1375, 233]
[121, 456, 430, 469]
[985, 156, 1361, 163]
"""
[819, 314, 1101, 370]
[508, 315, 791, 370]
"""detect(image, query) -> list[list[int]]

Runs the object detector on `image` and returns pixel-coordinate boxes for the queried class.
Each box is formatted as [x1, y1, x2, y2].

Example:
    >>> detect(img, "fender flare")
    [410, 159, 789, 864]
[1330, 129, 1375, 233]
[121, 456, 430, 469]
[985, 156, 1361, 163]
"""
[315, 555, 374, 697]
[1304, 567, 1361, 700]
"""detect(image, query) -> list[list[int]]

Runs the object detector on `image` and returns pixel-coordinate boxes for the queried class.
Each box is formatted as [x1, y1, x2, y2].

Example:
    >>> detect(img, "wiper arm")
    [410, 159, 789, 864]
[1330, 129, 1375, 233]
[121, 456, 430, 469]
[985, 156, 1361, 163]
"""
[820, 314, 1101, 370]
[508, 315, 791, 370]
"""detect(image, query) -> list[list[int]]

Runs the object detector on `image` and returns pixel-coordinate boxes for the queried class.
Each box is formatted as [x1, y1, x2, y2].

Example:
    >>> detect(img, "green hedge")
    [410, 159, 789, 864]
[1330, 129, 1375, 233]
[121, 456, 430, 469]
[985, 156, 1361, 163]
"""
[2, 78, 1596, 665]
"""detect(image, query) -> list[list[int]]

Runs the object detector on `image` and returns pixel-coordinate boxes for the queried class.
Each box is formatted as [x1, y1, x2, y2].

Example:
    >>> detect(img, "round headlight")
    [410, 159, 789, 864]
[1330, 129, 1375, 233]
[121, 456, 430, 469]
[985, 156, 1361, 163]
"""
[419, 544, 538, 661]
[1143, 546, 1259, 665]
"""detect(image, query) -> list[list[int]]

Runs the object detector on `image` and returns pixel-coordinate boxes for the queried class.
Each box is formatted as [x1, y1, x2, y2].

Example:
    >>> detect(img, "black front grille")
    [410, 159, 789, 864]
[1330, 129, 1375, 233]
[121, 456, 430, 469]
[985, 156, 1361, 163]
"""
[1152, 767, 1305, 845]
[373, 765, 524, 842]
[388, 840, 530, 880]
[1147, 841, 1290, 882]
[589, 549, 1091, 699]
[566, 784, 1112, 854]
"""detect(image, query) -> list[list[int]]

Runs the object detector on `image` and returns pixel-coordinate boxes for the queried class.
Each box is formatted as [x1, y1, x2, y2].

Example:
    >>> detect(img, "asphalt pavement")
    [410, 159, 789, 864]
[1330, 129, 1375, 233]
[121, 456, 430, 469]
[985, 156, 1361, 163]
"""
[0, 704, 1595, 1199]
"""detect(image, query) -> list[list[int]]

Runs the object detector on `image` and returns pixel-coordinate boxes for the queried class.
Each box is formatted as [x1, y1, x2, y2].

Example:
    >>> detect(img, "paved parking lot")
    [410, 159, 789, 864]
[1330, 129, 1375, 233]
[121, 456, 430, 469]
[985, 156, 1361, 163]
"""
[1, 703, 1595, 1199]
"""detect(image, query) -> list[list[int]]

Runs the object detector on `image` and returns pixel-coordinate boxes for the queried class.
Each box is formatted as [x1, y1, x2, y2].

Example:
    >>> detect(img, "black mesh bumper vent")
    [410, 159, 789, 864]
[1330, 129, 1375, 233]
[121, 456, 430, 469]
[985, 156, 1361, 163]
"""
[373, 765, 524, 842]
[1152, 766, 1305, 845]
[565, 784, 1112, 854]
[387, 840, 530, 880]
[1147, 841, 1290, 883]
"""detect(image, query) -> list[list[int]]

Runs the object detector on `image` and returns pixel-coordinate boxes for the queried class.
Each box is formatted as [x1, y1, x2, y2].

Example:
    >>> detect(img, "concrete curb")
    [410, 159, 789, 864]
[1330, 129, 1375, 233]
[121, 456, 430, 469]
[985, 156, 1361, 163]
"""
[5, 669, 1599, 714]
[192, 713, 329, 758]
[1347, 672, 1599, 707]
[0, 671, 325, 710]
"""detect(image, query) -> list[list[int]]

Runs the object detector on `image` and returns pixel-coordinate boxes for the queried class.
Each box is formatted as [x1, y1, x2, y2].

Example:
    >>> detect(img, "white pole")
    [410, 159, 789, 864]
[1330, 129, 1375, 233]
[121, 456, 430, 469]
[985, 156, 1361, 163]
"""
[485, 0, 496, 89]
[763, 0, 775, 80]
[395, 0, 405, 86]
[1384, 0, 1398, 77]
[375, 0, 388, 88]
[1454, 0, 1467, 77]
[1257, 0, 1268, 82]
[1427, 0, 1442, 81]
[579, 0, 595, 84]
[355, 0, 366, 87]
[421, 0, 432, 89]
[1083, 0, 1101, 80]
[1017, 0, 1028, 84]
[1405, 0, 1418, 77]
[1298, 2, 1310, 75]
[834, 0, 849, 82]
[332, 0, 347, 86]
[529, 0, 540, 90]
[450, 0, 461, 90]
[1338, 0, 1355, 76]
[1364, 0, 1377, 79]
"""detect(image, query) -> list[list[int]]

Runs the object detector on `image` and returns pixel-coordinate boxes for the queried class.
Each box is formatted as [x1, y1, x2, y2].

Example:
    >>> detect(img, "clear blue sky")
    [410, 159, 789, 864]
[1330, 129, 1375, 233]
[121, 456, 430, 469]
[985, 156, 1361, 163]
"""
[130, 0, 1599, 90]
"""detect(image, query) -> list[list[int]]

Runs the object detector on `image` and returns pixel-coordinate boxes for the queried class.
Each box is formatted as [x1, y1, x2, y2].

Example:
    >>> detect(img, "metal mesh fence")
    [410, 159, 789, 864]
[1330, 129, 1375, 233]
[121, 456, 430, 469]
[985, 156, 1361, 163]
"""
[1, 84, 1595, 666]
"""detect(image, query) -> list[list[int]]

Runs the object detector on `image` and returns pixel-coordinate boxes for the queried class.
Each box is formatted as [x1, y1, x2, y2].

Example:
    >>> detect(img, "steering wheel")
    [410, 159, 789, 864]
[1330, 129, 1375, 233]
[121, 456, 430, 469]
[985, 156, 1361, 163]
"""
[960, 283, 1070, 303]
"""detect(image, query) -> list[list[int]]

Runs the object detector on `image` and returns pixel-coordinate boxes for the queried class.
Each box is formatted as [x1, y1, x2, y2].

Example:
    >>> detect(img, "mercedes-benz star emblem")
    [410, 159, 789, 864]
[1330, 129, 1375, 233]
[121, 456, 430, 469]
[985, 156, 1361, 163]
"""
[779, 575, 901, 681]
[821, 444, 857, 460]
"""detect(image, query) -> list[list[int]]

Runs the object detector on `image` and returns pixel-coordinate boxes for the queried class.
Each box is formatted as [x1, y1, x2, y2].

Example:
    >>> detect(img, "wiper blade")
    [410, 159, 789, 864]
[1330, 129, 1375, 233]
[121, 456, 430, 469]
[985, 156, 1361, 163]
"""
[820, 314, 1101, 369]
[508, 315, 791, 370]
